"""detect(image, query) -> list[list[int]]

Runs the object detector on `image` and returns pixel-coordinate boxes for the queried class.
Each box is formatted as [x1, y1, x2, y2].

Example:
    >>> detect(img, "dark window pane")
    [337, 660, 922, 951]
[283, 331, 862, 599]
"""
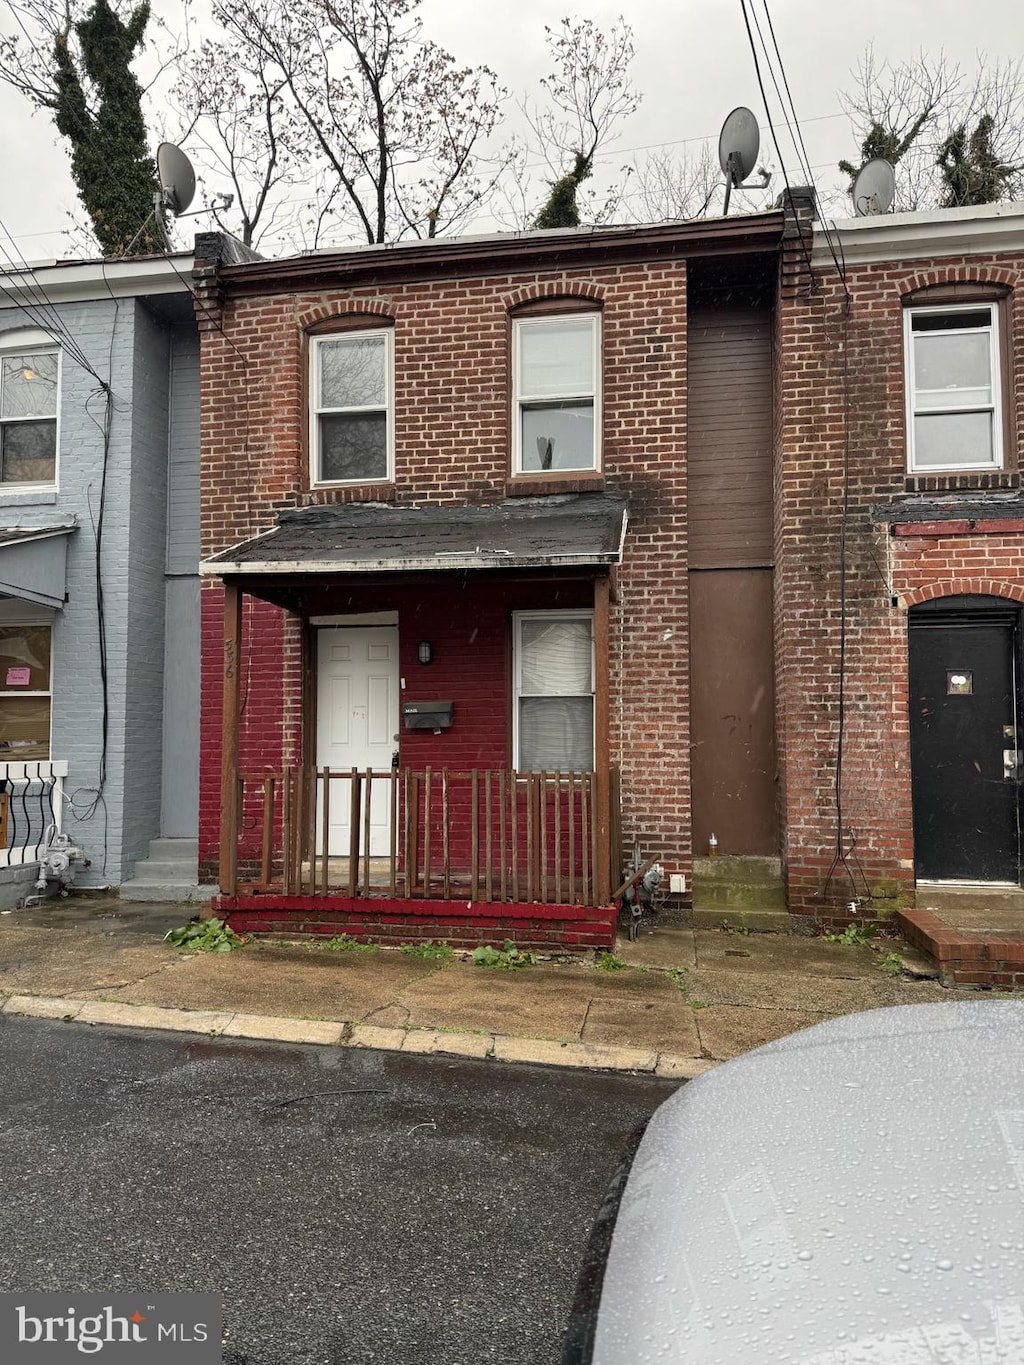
[319, 412, 388, 482]
[0, 695, 50, 759]
[912, 310, 991, 333]
[1, 421, 56, 483]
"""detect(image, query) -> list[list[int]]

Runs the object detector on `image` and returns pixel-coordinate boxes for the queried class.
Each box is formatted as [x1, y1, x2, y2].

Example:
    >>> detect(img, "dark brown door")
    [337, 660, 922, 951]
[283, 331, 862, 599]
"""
[689, 570, 778, 856]
[909, 598, 1021, 883]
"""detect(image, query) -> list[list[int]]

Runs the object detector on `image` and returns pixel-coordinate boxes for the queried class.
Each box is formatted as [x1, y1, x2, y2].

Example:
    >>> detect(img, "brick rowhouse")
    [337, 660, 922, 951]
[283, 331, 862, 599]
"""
[775, 203, 1024, 920]
[193, 217, 786, 944]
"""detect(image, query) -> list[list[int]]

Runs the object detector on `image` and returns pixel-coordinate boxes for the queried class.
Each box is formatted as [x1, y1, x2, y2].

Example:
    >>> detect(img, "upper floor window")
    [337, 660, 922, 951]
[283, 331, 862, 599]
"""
[905, 304, 1001, 472]
[513, 314, 600, 475]
[311, 330, 392, 485]
[0, 339, 58, 487]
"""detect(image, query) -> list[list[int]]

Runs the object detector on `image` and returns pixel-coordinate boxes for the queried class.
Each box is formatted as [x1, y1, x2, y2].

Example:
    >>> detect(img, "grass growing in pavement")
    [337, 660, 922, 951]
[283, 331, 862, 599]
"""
[401, 940, 454, 963]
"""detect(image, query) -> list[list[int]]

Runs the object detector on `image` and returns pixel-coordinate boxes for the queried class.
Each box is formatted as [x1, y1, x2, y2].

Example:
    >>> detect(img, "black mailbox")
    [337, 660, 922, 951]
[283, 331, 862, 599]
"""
[403, 700, 454, 732]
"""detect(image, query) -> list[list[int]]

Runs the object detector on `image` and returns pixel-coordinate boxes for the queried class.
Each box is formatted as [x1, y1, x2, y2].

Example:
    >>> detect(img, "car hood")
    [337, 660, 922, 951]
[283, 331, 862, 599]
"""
[592, 1001, 1024, 1364]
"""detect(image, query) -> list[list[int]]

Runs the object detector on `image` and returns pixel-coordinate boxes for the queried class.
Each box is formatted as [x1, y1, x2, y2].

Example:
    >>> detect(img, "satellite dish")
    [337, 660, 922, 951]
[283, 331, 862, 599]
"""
[156, 142, 196, 216]
[852, 157, 895, 217]
[718, 106, 761, 214]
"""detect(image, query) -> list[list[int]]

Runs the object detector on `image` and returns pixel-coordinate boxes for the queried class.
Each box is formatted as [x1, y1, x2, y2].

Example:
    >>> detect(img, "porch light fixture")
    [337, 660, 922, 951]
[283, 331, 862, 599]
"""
[417, 640, 433, 665]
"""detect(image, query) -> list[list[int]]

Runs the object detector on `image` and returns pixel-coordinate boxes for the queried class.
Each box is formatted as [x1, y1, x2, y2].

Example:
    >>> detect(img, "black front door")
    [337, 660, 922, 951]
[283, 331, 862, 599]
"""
[909, 597, 1021, 883]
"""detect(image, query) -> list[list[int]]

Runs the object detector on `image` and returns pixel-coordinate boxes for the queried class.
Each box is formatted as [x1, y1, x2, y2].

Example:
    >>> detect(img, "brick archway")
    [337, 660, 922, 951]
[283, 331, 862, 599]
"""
[899, 580, 1024, 610]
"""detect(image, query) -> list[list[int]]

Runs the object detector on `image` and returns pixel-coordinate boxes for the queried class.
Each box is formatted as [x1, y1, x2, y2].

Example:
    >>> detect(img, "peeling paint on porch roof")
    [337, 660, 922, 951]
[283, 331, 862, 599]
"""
[200, 495, 629, 576]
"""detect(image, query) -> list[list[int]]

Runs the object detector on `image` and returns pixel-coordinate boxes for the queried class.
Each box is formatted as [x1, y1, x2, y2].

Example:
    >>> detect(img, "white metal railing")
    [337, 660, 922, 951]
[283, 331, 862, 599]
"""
[0, 760, 67, 866]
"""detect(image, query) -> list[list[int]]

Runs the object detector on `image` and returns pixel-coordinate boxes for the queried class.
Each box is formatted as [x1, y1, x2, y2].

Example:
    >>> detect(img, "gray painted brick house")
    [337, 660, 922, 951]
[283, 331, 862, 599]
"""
[0, 253, 203, 901]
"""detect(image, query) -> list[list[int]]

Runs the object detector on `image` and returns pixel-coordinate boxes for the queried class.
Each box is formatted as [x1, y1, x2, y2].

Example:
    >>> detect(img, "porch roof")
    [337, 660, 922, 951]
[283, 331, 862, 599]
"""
[0, 524, 76, 609]
[200, 494, 628, 577]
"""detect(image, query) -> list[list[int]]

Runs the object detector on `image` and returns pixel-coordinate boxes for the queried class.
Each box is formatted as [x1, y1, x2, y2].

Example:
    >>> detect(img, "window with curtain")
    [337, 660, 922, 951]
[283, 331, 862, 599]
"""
[514, 612, 594, 771]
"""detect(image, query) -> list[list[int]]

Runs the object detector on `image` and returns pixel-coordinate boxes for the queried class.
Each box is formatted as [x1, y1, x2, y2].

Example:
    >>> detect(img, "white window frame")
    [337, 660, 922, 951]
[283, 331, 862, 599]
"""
[512, 609, 595, 773]
[904, 303, 1002, 473]
[0, 328, 60, 492]
[309, 329, 394, 487]
[512, 313, 601, 475]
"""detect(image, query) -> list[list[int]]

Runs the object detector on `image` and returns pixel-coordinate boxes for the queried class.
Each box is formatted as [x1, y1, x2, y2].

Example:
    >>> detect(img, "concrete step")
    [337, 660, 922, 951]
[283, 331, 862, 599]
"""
[691, 855, 787, 913]
[143, 838, 200, 866]
[119, 879, 218, 904]
[128, 859, 200, 879]
[118, 837, 211, 904]
[692, 907, 796, 933]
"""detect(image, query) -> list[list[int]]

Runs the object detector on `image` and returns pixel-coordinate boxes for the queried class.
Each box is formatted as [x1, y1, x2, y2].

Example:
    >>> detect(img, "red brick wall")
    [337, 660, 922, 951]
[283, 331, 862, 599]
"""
[198, 257, 691, 886]
[775, 247, 1024, 914]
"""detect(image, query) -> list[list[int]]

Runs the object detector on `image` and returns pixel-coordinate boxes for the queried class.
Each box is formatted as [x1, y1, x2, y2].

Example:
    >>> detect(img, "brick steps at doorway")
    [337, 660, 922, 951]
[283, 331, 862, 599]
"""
[897, 905, 1024, 989]
[914, 884, 1024, 919]
[691, 855, 787, 912]
[119, 838, 218, 904]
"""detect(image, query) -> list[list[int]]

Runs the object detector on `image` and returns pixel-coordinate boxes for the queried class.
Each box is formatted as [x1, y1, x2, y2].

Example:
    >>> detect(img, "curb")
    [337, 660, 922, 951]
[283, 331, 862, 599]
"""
[0, 993, 717, 1079]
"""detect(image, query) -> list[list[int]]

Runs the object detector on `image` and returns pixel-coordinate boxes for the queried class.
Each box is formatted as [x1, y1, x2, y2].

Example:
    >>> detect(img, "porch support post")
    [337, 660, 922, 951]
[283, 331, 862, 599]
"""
[219, 579, 243, 896]
[594, 573, 611, 907]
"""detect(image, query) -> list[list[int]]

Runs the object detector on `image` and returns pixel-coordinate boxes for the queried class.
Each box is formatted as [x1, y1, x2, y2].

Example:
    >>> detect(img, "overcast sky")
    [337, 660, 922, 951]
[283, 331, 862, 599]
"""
[0, 0, 1021, 262]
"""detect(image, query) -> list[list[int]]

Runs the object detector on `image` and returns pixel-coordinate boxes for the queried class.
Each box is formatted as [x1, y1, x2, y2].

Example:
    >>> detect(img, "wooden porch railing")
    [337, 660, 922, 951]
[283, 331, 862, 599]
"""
[223, 766, 621, 906]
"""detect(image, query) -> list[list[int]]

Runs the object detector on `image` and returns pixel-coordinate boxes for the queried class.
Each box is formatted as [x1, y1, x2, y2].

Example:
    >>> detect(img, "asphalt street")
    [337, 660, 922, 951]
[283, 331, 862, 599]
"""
[0, 1015, 676, 1364]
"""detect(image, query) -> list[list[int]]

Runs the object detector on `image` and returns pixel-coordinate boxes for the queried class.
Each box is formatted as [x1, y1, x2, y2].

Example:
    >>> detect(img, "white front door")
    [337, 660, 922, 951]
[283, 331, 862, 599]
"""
[316, 626, 399, 856]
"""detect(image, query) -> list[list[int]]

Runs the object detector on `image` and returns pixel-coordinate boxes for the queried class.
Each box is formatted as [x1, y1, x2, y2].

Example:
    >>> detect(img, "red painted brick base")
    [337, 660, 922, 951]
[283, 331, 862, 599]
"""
[897, 908, 1024, 988]
[214, 894, 617, 952]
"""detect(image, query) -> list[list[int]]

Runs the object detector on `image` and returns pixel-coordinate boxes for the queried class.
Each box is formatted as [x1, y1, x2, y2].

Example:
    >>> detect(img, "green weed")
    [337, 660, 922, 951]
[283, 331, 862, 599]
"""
[595, 951, 627, 972]
[472, 940, 536, 971]
[319, 934, 378, 953]
[401, 940, 454, 963]
[825, 923, 877, 947]
[876, 951, 905, 976]
[163, 917, 244, 953]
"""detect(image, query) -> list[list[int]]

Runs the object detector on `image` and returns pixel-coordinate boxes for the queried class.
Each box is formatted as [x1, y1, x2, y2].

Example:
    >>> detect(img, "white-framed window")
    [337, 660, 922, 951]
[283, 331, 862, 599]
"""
[0, 330, 59, 488]
[310, 329, 393, 485]
[0, 621, 52, 760]
[513, 610, 594, 772]
[905, 304, 1002, 472]
[513, 313, 600, 474]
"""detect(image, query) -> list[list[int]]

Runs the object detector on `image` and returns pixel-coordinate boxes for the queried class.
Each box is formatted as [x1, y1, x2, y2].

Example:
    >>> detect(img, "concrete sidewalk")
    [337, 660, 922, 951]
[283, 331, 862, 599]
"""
[0, 897, 968, 1075]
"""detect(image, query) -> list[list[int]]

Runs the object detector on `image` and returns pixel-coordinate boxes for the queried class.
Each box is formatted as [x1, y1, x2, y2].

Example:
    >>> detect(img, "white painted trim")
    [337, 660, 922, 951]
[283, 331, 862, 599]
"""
[0, 255, 195, 308]
[201, 550, 621, 575]
[0, 336, 61, 492]
[512, 312, 601, 475]
[903, 302, 1003, 473]
[309, 329, 394, 488]
[812, 200, 1024, 269]
[512, 609, 595, 772]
